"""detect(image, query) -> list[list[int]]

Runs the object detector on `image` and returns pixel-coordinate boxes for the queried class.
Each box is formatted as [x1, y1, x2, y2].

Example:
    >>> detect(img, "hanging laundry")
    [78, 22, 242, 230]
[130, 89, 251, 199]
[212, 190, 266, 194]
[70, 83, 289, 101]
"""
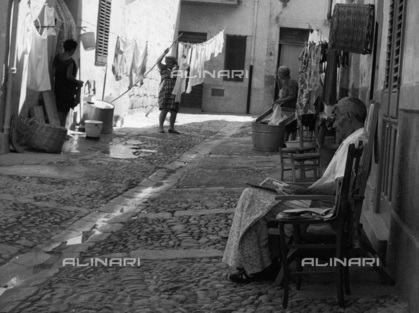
[187, 44, 206, 92]
[27, 22, 51, 91]
[112, 37, 148, 88]
[55, 0, 77, 53]
[44, 5, 57, 36]
[112, 37, 134, 81]
[129, 41, 148, 88]
[339, 52, 350, 99]
[183, 29, 225, 93]
[172, 43, 191, 102]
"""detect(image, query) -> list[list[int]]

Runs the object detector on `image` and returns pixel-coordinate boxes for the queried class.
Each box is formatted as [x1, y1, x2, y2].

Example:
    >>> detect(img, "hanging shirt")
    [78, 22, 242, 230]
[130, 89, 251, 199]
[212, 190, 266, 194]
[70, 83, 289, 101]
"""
[27, 23, 51, 91]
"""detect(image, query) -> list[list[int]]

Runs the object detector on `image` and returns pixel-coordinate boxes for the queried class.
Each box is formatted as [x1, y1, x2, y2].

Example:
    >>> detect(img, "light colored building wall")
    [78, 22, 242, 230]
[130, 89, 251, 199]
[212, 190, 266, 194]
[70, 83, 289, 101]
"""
[180, 0, 271, 114]
[180, 0, 331, 114]
[276, 0, 330, 34]
[78, 0, 180, 118]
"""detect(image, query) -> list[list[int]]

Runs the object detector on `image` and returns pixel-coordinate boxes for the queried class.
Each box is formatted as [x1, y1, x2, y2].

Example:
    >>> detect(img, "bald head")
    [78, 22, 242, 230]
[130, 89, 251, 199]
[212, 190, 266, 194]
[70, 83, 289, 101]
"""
[335, 97, 367, 124]
[333, 97, 367, 141]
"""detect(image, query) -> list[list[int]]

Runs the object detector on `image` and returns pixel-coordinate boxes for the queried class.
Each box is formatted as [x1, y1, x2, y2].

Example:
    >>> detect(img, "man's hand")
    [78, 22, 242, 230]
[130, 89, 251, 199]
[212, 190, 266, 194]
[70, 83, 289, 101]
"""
[282, 184, 308, 195]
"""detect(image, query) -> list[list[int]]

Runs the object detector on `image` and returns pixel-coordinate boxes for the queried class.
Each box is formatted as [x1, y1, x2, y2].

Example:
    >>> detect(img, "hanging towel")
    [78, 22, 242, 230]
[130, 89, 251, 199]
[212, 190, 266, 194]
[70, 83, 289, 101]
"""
[27, 23, 51, 91]
[329, 4, 375, 54]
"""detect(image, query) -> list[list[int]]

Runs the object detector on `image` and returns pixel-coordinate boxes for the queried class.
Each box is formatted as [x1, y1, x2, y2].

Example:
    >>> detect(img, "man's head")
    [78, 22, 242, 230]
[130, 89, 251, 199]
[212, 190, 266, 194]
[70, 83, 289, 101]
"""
[332, 97, 367, 142]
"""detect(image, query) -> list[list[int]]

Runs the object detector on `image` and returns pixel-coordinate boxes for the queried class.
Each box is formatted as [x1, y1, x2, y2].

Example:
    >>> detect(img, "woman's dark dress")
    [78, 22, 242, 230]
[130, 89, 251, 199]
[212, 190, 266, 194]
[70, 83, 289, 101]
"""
[53, 55, 78, 113]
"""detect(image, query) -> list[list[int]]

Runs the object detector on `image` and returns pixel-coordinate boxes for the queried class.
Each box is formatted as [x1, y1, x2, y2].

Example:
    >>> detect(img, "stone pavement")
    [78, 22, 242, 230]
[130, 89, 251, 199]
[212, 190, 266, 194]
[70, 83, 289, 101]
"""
[0, 110, 409, 312]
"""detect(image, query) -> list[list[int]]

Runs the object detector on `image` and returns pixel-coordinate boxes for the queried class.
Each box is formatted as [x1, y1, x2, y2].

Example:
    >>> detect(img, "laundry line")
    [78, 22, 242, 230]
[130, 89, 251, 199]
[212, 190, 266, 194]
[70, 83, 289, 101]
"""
[110, 34, 183, 103]
[78, 19, 174, 43]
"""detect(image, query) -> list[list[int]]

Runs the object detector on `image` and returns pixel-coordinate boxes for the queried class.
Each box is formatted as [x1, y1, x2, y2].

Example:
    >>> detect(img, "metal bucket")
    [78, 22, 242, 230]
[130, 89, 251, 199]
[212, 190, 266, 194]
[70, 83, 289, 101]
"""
[80, 32, 96, 51]
[251, 121, 285, 152]
[86, 101, 114, 134]
[85, 120, 103, 138]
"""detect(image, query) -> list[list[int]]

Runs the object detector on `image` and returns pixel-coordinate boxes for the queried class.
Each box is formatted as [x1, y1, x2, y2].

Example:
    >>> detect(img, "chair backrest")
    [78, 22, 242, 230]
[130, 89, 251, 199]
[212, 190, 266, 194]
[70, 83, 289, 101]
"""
[334, 143, 364, 225]
[349, 101, 380, 245]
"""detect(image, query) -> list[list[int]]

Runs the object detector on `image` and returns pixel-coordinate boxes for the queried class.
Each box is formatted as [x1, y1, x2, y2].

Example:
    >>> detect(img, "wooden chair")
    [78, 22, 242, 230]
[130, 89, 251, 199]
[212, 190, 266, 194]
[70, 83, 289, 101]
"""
[279, 112, 322, 182]
[276, 143, 363, 308]
[273, 101, 384, 308]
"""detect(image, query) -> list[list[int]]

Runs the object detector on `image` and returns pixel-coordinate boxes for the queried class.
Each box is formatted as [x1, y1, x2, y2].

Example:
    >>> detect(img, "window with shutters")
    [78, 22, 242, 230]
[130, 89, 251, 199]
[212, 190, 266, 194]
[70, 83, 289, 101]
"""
[95, 0, 112, 66]
[384, 0, 405, 93]
[224, 35, 246, 82]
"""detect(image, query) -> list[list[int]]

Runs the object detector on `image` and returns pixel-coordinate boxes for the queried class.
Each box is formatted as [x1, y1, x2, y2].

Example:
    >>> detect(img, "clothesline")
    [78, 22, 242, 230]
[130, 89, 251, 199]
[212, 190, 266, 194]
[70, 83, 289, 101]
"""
[110, 34, 182, 103]
[79, 19, 174, 43]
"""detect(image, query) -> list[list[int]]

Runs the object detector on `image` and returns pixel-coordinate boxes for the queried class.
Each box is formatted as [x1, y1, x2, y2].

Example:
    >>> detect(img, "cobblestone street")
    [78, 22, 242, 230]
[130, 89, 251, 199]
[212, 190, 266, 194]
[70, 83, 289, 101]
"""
[0, 111, 409, 312]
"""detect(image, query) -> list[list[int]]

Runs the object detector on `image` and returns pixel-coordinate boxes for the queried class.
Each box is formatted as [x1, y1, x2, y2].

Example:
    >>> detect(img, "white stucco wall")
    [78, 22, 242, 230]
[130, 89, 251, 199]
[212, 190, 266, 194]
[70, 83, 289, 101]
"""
[180, 0, 333, 114]
[180, 0, 274, 114]
[79, 0, 180, 118]
[277, 0, 330, 35]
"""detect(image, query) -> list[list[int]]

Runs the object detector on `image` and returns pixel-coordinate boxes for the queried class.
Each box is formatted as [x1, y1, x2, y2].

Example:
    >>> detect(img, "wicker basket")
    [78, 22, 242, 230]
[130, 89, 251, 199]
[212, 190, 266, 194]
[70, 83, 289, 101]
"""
[17, 116, 67, 153]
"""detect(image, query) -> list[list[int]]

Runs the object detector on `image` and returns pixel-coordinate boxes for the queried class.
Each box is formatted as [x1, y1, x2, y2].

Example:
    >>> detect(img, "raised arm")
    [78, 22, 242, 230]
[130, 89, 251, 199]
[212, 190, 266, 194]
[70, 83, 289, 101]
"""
[157, 48, 170, 70]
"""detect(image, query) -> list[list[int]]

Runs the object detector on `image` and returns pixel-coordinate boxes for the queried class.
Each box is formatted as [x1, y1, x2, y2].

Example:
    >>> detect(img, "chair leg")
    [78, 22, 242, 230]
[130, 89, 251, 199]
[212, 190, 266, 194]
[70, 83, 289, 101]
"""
[344, 265, 351, 295]
[294, 225, 302, 290]
[279, 223, 290, 309]
[336, 263, 345, 307]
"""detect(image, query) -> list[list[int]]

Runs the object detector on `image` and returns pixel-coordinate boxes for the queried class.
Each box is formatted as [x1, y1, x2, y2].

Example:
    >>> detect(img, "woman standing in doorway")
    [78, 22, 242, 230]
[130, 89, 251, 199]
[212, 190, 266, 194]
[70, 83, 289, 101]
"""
[52, 39, 84, 128]
[157, 48, 180, 134]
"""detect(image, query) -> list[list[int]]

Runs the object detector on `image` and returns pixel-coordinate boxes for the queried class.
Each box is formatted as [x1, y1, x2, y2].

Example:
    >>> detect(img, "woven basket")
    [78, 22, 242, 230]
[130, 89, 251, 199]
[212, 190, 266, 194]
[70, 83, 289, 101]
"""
[17, 117, 67, 153]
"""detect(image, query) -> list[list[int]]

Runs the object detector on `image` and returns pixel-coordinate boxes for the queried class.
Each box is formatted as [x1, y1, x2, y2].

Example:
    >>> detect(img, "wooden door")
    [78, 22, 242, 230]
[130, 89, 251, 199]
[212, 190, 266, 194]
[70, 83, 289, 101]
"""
[375, 0, 406, 227]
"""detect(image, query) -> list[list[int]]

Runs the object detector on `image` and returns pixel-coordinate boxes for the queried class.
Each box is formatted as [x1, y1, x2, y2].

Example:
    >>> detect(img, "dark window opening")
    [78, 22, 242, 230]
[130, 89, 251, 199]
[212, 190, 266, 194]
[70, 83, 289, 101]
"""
[224, 35, 246, 82]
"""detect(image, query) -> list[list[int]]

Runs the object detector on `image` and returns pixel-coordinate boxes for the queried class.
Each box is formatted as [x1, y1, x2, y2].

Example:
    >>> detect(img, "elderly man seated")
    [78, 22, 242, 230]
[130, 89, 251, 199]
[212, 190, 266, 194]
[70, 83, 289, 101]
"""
[223, 97, 368, 283]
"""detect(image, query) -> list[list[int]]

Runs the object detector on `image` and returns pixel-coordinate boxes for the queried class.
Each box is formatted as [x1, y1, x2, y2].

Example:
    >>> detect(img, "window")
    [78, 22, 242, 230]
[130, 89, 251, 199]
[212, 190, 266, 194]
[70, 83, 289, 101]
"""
[224, 35, 246, 82]
[384, 0, 405, 92]
[95, 0, 112, 66]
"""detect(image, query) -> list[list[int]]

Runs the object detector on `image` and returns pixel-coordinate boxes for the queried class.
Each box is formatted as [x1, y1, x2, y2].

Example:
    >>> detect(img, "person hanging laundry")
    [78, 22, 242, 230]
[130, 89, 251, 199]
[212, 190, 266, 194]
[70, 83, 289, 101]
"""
[52, 39, 84, 128]
[27, 21, 51, 92]
[157, 48, 180, 134]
